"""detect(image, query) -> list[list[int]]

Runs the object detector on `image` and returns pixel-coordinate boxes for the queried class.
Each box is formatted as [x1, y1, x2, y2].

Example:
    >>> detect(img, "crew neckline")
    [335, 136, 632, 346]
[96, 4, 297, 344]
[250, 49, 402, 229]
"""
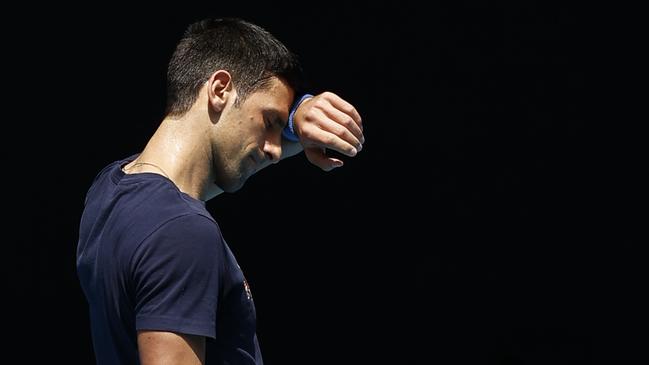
[110, 153, 205, 206]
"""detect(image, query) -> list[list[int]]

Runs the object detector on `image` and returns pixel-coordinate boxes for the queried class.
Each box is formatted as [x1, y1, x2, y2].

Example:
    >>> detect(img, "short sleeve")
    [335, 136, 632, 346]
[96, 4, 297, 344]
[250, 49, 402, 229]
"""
[131, 214, 223, 339]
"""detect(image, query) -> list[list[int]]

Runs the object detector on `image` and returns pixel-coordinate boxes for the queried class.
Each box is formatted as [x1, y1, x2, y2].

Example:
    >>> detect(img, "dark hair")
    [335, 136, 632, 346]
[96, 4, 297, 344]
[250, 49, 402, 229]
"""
[165, 18, 303, 116]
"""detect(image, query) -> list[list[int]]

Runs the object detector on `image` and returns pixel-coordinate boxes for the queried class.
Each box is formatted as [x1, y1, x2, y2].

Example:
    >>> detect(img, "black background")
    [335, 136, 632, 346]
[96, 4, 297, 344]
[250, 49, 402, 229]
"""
[6, 3, 645, 364]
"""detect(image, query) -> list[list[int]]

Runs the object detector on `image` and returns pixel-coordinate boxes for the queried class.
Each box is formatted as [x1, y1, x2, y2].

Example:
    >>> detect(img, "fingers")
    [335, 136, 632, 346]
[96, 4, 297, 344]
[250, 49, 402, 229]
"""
[307, 109, 362, 156]
[293, 91, 365, 170]
[304, 147, 344, 171]
[301, 121, 359, 157]
[321, 92, 363, 133]
[322, 104, 365, 144]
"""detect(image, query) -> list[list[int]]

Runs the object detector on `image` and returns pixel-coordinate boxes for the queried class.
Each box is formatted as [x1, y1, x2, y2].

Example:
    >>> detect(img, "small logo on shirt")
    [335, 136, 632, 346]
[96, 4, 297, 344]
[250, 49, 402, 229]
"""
[243, 277, 252, 301]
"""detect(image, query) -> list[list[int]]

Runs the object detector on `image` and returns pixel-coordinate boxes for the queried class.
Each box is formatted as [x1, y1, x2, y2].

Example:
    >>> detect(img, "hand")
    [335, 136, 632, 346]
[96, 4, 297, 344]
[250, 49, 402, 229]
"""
[292, 92, 364, 171]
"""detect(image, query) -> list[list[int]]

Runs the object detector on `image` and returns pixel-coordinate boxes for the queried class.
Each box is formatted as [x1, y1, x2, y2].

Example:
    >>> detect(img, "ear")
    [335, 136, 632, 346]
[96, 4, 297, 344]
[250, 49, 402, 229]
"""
[206, 70, 234, 112]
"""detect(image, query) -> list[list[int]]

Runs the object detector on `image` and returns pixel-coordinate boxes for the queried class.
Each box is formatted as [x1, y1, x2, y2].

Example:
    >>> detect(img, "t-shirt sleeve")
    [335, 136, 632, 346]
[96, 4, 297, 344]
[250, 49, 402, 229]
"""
[131, 214, 223, 339]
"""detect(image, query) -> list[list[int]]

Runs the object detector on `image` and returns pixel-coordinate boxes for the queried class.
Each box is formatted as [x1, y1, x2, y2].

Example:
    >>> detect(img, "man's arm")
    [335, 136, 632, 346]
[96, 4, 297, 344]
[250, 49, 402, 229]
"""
[289, 91, 364, 171]
[138, 331, 205, 365]
[256, 91, 364, 172]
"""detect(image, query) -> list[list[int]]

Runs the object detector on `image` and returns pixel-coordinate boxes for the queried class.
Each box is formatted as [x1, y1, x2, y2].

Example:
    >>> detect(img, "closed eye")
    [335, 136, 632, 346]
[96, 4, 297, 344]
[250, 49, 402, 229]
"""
[274, 117, 285, 130]
[263, 109, 289, 131]
[265, 117, 284, 131]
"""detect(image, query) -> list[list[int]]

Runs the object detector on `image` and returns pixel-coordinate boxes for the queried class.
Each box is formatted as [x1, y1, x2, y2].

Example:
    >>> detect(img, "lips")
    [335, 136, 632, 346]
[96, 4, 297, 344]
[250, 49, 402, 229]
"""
[250, 150, 265, 166]
[245, 150, 265, 175]
[250, 154, 260, 165]
[247, 154, 261, 173]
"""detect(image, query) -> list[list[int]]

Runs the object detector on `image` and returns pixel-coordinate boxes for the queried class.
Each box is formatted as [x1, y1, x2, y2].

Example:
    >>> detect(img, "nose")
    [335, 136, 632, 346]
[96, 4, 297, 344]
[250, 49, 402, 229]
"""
[263, 138, 282, 163]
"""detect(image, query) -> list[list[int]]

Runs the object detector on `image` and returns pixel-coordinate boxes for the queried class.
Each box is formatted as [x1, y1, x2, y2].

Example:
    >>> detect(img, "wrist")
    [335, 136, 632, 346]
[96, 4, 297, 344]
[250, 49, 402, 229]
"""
[282, 93, 314, 142]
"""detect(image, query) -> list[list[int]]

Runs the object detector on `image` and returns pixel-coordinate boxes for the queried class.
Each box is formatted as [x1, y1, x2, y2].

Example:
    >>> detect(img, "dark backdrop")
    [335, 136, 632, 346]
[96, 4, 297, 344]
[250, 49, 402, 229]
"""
[7, 3, 644, 364]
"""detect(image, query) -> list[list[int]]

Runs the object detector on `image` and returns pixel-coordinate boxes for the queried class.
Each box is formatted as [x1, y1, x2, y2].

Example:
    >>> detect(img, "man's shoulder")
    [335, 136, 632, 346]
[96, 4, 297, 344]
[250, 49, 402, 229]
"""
[155, 214, 220, 239]
[133, 213, 225, 268]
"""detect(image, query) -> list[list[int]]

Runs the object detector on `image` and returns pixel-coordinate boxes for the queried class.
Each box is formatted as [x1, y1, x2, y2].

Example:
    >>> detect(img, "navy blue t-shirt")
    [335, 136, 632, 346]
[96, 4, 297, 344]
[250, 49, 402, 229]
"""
[77, 155, 263, 364]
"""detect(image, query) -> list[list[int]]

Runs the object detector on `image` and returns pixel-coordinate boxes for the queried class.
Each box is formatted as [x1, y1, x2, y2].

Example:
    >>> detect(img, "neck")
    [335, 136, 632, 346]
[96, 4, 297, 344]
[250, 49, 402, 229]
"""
[129, 111, 223, 201]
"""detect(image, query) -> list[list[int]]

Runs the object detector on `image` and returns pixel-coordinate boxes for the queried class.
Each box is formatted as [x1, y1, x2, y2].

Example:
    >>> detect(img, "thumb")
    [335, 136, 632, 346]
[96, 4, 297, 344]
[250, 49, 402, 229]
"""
[304, 147, 344, 171]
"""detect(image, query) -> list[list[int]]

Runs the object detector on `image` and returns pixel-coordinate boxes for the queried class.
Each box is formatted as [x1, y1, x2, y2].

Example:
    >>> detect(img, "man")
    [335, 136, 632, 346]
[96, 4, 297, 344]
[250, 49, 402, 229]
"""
[77, 18, 363, 364]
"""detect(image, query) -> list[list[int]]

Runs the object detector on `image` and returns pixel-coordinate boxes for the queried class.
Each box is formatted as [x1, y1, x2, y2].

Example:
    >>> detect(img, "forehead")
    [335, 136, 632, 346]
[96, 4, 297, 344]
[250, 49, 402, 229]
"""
[246, 76, 294, 111]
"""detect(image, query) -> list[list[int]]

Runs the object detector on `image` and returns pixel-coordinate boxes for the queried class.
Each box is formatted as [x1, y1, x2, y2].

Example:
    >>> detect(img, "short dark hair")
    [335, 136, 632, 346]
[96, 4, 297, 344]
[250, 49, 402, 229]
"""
[165, 18, 304, 116]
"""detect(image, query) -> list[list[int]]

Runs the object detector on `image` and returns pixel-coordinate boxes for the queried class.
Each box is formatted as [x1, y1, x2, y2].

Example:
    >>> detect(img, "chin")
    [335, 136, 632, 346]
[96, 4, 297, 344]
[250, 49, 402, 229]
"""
[216, 175, 248, 193]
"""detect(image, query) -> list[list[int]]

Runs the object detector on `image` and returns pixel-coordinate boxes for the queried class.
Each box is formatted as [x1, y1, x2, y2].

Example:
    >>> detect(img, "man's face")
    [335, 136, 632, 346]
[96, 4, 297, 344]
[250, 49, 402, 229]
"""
[212, 76, 294, 192]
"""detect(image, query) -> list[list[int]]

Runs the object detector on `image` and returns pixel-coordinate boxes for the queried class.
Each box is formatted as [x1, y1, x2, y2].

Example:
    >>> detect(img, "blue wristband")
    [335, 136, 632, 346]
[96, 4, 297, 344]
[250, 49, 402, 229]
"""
[282, 93, 314, 142]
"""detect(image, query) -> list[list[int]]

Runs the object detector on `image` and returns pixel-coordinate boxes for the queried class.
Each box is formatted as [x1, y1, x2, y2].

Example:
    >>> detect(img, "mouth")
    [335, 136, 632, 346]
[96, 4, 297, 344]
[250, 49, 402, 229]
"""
[250, 151, 265, 167]
[247, 155, 260, 173]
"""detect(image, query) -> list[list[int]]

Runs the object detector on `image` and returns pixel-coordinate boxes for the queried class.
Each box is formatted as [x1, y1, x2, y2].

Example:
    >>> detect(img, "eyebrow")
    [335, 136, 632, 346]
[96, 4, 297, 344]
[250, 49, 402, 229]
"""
[266, 108, 288, 129]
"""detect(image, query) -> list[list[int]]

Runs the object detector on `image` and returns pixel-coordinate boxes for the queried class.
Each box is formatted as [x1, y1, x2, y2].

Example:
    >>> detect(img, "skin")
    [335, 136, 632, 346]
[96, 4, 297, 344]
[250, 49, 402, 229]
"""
[138, 331, 204, 365]
[125, 70, 363, 363]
